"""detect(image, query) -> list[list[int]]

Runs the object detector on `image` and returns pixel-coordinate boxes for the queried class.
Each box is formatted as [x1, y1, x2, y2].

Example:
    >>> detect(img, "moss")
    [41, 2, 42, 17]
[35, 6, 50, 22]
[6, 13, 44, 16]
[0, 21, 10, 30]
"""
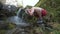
[0, 30, 6, 34]
[8, 23, 16, 29]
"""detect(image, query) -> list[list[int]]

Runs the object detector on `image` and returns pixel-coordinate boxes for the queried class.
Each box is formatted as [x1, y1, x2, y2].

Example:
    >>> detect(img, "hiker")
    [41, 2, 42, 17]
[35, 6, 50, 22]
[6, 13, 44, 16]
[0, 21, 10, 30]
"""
[25, 7, 47, 26]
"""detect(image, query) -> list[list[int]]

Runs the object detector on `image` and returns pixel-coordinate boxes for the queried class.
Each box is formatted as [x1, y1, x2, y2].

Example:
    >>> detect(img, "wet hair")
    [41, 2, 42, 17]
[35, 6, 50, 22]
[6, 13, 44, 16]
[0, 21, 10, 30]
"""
[24, 5, 33, 9]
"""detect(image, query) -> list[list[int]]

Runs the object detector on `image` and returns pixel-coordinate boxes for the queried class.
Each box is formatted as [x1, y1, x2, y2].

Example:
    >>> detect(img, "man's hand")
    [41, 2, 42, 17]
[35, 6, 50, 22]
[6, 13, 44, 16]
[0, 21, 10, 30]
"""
[25, 9, 33, 16]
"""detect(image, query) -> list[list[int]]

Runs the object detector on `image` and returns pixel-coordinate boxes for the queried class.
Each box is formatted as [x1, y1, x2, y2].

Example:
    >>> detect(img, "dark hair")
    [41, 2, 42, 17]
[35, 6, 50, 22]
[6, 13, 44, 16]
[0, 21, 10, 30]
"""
[24, 5, 33, 9]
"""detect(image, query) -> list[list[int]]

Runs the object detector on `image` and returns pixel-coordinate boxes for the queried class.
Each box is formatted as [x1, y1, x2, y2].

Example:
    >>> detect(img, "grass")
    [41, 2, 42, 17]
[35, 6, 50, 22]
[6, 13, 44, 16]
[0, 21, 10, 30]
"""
[31, 22, 60, 34]
[0, 30, 6, 34]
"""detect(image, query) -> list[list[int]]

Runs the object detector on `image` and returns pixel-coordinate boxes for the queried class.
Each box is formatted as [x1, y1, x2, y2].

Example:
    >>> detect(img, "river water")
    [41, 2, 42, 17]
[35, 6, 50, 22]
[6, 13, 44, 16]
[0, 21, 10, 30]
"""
[7, 8, 30, 27]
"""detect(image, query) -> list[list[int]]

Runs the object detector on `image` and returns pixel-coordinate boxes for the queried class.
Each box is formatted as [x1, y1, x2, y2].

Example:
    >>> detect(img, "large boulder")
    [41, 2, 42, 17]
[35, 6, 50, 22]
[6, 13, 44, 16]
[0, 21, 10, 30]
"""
[0, 3, 17, 20]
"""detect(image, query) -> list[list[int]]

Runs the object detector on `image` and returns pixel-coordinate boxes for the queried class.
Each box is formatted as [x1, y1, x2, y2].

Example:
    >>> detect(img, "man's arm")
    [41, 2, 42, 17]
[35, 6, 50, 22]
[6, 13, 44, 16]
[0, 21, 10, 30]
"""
[28, 8, 34, 16]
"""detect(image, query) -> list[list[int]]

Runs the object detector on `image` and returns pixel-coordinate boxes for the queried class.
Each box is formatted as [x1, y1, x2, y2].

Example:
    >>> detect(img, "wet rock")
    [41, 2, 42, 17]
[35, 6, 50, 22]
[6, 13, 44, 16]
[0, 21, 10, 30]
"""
[0, 21, 9, 30]
[0, 4, 18, 20]
[0, 21, 16, 30]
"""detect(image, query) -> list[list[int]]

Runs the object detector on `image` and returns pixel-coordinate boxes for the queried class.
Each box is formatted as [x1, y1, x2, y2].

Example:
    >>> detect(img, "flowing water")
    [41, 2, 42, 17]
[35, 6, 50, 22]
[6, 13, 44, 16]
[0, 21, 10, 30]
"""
[7, 8, 30, 27]
[6, 8, 31, 34]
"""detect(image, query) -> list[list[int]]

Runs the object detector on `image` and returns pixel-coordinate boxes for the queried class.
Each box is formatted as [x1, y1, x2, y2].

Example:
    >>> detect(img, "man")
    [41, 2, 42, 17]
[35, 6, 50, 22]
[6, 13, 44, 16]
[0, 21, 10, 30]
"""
[25, 7, 53, 31]
[25, 7, 47, 25]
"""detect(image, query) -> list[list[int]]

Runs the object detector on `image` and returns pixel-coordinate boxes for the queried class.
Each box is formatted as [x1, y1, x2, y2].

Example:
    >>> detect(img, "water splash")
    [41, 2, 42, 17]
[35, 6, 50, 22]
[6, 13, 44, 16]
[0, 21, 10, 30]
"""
[7, 8, 30, 27]
[17, 8, 21, 16]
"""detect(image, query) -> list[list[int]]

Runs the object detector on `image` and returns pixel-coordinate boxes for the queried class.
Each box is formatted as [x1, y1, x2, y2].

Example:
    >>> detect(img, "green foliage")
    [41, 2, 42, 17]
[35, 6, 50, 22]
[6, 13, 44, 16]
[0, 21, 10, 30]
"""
[8, 23, 16, 29]
[23, 0, 60, 34]
[23, 13, 37, 24]
[35, 0, 60, 22]
[18, 0, 60, 34]
[0, 30, 6, 34]
[53, 30, 60, 34]
[19, 0, 60, 25]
